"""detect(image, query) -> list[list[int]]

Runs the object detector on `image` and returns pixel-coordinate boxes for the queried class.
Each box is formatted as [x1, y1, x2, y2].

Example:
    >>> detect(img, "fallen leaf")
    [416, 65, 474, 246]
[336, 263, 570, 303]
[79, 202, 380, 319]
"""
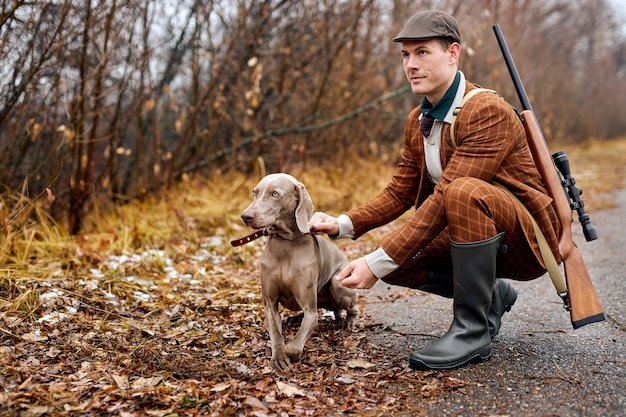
[110, 374, 129, 390]
[421, 378, 443, 397]
[25, 405, 53, 416]
[276, 381, 305, 397]
[48, 382, 68, 393]
[444, 377, 467, 389]
[145, 409, 175, 416]
[254, 377, 272, 390]
[243, 396, 269, 411]
[72, 378, 94, 387]
[347, 358, 376, 369]
[18, 375, 33, 390]
[131, 376, 163, 390]
[334, 375, 356, 384]
[210, 382, 231, 392]
[21, 331, 48, 342]
[63, 401, 91, 412]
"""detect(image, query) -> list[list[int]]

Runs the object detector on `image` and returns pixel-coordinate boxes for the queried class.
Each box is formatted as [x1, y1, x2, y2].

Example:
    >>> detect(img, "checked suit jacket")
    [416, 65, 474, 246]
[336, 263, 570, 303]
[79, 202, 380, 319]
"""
[346, 81, 562, 276]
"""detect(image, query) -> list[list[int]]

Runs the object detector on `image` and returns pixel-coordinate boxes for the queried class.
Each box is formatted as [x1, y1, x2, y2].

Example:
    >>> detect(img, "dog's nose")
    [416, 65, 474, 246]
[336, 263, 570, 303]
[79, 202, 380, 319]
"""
[241, 213, 254, 224]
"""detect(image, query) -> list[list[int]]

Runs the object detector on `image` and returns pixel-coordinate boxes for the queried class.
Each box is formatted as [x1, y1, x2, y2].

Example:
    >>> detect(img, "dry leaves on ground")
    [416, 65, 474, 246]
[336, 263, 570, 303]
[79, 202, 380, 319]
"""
[0, 229, 469, 416]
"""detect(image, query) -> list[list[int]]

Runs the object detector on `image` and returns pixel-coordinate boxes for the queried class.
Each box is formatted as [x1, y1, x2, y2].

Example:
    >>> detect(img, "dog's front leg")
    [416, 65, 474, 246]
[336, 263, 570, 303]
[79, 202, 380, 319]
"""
[264, 298, 292, 371]
[285, 298, 318, 363]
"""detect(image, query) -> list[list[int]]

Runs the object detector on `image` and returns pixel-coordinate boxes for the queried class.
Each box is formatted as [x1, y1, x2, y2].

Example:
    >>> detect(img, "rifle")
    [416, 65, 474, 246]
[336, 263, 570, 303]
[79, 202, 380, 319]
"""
[493, 25, 605, 329]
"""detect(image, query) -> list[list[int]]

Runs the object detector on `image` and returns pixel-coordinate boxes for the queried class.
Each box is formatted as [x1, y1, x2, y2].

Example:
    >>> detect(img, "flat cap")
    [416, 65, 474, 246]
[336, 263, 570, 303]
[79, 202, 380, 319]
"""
[393, 10, 461, 44]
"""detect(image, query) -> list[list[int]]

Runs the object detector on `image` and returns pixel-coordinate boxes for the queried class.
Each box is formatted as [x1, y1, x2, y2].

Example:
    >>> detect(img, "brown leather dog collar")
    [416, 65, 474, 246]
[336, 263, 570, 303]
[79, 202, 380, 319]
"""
[230, 229, 311, 247]
[230, 230, 267, 247]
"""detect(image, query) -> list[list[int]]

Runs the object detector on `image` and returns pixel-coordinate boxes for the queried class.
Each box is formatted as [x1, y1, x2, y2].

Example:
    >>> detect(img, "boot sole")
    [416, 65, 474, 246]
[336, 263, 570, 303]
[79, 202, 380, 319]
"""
[408, 346, 492, 371]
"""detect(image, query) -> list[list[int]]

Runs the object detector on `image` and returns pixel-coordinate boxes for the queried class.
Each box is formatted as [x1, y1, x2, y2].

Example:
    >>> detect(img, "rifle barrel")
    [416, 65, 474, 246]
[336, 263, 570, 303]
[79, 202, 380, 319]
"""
[493, 25, 533, 112]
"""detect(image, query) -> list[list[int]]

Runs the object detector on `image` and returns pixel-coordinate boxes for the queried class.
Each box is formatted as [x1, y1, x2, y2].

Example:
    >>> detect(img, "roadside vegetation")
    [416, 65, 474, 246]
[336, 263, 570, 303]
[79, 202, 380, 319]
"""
[1, 137, 624, 416]
[2, 0, 625, 234]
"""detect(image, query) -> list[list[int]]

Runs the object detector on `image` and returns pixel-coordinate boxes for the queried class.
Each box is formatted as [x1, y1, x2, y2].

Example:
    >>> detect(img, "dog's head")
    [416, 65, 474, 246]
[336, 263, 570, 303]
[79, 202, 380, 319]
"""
[241, 173, 313, 236]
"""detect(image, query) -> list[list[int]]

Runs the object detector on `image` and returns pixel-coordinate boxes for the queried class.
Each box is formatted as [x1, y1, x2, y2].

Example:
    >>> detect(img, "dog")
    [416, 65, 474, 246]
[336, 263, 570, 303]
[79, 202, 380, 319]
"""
[240, 173, 359, 371]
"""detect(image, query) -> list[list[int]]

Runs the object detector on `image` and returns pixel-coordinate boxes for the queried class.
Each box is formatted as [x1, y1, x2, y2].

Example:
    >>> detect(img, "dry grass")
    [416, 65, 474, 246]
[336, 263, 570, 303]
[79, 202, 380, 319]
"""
[557, 137, 626, 211]
[0, 137, 622, 311]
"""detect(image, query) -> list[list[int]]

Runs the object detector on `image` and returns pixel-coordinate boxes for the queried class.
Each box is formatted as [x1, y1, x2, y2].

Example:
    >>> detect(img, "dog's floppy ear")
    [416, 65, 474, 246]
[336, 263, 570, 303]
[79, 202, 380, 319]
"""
[294, 181, 313, 234]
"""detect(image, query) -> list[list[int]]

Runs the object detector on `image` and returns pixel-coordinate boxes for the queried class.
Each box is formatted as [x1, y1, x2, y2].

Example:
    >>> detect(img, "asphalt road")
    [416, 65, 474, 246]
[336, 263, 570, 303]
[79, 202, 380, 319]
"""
[362, 186, 626, 417]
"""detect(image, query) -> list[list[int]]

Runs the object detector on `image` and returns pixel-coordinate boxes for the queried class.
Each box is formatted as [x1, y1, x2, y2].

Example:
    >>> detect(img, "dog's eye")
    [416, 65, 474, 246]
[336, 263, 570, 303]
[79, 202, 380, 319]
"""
[272, 191, 279, 197]
[252, 190, 257, 196]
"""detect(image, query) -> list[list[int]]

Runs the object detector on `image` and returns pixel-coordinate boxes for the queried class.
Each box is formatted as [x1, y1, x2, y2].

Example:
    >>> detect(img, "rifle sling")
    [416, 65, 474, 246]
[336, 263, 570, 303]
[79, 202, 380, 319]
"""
[450, 88, 497, 148]
[450, 89, 569, 299]
[492, 182, 567, 297]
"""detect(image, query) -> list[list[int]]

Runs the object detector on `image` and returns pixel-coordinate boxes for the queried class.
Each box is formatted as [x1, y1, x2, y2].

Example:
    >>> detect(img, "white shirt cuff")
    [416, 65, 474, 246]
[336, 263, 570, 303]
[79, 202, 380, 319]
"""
[333, 214, 356, 239]
[364, 247, 400, 279]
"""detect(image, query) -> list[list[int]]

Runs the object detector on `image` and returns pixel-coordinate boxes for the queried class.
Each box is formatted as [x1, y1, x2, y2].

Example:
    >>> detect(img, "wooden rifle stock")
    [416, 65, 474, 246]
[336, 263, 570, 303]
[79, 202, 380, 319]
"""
[494, 25, 605, 328]
[522, 112, 605, 328]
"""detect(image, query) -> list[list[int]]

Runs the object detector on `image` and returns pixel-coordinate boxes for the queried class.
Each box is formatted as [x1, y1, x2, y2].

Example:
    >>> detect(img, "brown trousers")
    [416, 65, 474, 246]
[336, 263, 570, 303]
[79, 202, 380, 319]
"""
[382, 178, 546, 289]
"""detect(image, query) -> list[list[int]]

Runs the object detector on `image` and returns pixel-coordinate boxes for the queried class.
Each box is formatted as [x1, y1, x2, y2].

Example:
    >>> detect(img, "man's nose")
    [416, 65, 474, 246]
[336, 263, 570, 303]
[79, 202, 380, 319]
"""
[406, 55, 420, 69]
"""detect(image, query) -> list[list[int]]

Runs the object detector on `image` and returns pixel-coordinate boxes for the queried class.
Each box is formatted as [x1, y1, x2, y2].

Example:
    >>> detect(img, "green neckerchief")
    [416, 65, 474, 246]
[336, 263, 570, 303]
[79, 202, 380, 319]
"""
[421, 71, 461, 121]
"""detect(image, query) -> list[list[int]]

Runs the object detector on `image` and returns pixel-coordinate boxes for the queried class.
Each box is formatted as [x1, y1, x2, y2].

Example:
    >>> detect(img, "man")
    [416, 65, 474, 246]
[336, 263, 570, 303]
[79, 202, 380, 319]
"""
[309, 10, 561, 370]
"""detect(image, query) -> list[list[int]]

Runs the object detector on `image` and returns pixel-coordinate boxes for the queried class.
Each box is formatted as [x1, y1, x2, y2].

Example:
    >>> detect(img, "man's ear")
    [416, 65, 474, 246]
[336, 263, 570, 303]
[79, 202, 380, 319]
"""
[449, 42, 461, 66]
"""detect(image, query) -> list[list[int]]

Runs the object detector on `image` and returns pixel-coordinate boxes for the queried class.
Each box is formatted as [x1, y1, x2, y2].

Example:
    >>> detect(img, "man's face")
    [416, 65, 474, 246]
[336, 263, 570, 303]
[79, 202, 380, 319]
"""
[401, 39, 460, 104]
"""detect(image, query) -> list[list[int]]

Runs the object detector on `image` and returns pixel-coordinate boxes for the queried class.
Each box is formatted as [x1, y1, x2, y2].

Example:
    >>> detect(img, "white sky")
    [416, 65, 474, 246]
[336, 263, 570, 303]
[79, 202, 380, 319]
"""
[609, 0, 626, 35]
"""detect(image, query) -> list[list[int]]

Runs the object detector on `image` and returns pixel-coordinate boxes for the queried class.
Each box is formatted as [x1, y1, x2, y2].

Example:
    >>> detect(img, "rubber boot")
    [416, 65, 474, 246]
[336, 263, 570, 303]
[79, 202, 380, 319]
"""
[417, 270, 454, 298]
[489, 279, 517, 338]
[409, 233, 504, 370]
[420, 273, 517, 338]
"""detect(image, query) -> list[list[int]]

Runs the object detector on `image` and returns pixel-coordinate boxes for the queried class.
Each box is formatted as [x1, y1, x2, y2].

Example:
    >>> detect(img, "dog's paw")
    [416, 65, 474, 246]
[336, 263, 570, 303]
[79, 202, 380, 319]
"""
[343, 318, 356, 331]
[285, 346, 303, 363]
[270, 354, 292, 372]
[345, 310, 359, 331]
[335, 309, 358, 331]
[332, 316, 349, 331]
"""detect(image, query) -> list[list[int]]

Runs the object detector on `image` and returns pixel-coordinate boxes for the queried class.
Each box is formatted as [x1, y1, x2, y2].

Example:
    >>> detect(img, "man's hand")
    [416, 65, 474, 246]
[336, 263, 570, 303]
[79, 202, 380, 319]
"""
[309, 212, 339, 236]
[335, 258, 378, 289]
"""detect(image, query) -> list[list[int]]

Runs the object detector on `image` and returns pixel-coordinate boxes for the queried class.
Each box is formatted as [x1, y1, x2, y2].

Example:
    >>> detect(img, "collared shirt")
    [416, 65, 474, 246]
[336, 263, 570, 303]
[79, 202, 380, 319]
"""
[420, 71, 466, 184]
[336, 71, 467, 279]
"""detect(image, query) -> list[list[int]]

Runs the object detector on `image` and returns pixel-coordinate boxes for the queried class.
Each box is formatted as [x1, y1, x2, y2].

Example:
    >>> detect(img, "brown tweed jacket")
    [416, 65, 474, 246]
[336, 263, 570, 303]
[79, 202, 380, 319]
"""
[347, 81, 561, 269]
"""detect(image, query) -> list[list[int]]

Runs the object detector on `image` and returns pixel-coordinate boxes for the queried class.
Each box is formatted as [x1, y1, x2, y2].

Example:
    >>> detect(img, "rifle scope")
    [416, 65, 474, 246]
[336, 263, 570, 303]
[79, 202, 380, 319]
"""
[552, 151, 598, 242]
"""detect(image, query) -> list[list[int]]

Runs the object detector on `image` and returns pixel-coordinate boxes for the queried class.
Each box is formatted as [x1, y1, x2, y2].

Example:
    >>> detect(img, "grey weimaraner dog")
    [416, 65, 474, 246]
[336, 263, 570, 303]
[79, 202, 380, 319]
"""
[241, 173, 359, 371]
